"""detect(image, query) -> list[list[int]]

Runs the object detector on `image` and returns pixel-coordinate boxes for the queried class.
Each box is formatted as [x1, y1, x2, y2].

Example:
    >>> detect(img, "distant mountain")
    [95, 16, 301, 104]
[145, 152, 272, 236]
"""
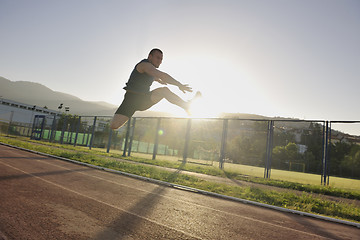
[0, 76, 118, 115]
[218, 112, 270, 120]
[0, 76, 184, 117]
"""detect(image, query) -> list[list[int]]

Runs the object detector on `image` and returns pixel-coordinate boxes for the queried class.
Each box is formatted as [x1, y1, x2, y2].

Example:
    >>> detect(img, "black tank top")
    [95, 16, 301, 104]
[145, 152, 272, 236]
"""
[123, 59, 154, 93]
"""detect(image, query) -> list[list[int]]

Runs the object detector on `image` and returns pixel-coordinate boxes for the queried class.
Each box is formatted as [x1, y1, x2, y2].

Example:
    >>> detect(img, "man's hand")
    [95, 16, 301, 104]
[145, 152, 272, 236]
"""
[179, 84, 193, 93]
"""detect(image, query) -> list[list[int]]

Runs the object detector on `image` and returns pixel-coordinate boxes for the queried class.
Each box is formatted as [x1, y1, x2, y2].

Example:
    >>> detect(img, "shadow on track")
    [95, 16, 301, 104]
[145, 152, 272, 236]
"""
[93, 162, 190, 239]
[0, 167, 94, 181]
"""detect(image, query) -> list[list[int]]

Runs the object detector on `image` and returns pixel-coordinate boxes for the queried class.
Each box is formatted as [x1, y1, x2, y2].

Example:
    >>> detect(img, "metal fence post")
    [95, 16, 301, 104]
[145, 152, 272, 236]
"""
[106, 128, 113, 153]
[321, 123, 325, 185]
[7, 111, 14, 136]
[322, 121, 329, 185]
[69, 117, 76, 144]
[113, 131, 118, 150]
[50, 115, 57, 142]
[153, 118, 161, 160]
[73, 116, 81, 146]
[219, 119, 229, 170]
[60, 115, 68, 144]
[122, 118, 132, 157]
[127, 118, 136, 156]
[183, 119, 192, 163]
[264, 120, 274, 179]
[327, 122, 332, 185]
[264, 121, 269, 178]
[89, 116, 97, 150]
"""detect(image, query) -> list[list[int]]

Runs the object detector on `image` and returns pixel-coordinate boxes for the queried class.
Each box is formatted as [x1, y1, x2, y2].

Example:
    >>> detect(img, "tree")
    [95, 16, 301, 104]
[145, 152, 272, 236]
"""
[304, 123, 323, 174]
[272, 145, 287, 169]
[329, 141, 352, 176]
[272, 142, 300, 170]
[285, 142, 298, 161]
[337, 145, 360, 178]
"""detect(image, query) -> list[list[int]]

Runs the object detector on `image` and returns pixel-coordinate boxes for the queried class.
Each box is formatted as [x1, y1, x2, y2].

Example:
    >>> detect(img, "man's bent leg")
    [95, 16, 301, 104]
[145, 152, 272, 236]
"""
[110, 114, 129, 130]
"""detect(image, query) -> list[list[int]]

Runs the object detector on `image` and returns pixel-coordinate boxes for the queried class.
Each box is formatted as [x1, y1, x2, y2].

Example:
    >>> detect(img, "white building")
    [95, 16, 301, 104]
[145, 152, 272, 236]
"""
[0, 98, 60, 125]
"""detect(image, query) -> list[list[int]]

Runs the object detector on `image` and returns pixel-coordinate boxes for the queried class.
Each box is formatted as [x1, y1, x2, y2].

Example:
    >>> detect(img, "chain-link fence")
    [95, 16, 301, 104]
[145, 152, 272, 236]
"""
[1, 110, 360, 185]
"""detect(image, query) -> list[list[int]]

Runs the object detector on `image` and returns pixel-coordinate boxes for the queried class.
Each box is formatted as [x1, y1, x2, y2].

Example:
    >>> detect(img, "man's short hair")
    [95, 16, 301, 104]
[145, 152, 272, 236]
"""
[149, 48, 163, 56]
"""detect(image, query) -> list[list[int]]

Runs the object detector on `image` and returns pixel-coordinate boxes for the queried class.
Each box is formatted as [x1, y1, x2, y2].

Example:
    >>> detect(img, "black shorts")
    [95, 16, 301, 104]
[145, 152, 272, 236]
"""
[115, 91, 154, 118]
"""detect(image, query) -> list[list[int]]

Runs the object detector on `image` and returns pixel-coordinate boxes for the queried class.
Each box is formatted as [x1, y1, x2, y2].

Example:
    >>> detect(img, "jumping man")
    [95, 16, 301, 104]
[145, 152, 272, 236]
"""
[110, 48, 197, 129]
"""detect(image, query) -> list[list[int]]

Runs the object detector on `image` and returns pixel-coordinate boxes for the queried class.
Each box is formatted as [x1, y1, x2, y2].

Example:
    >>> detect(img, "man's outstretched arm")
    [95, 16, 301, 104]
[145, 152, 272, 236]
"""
[138, 62, 192, 93]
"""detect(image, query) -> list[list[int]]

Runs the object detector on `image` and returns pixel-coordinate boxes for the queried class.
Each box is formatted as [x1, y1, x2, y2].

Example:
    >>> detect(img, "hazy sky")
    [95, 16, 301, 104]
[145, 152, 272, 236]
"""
[1, 0, 360, 122]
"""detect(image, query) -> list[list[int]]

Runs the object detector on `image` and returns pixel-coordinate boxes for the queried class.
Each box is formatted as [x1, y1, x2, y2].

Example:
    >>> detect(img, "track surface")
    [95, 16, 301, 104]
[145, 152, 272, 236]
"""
[0, 144, 359, 240]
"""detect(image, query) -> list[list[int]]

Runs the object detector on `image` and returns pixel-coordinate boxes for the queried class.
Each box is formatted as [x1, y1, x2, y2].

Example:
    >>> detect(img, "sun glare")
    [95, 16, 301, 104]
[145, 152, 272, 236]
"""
[155, 53, 255, 118]
[186, 94, 223, 118]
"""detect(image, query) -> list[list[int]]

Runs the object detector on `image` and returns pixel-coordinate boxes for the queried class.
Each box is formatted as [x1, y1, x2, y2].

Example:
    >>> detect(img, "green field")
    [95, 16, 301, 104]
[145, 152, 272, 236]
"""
[116, 151, 360, 191]
[223, 163, 360, 191]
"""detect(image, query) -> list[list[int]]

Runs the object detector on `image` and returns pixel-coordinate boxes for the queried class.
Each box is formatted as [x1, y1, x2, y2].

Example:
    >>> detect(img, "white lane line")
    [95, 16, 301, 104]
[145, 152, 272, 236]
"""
[0, 160, 203, 240]
[35, 158, 335, 240]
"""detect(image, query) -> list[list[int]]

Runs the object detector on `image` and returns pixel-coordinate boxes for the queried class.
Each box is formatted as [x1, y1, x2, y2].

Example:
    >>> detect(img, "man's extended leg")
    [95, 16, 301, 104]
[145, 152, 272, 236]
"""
[150, 87, 190, 112]
[110, 114, 129, 130]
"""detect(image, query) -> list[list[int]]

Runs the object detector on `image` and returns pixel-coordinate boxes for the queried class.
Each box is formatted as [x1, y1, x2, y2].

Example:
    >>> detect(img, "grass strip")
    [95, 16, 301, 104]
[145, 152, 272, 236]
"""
[1, 136, 360, 223]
